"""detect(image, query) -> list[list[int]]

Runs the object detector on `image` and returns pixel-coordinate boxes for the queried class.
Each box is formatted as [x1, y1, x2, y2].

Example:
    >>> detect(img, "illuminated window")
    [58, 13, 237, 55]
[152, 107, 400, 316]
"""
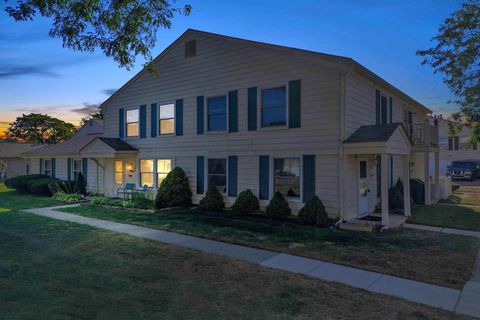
[115, 160, 123, 185]
[140, 159, 154, 187]
[157, 159, 172, 187]
[126, 109, 139, 137]
[274, 158, 300, 198]
[159, 104, 175, 135]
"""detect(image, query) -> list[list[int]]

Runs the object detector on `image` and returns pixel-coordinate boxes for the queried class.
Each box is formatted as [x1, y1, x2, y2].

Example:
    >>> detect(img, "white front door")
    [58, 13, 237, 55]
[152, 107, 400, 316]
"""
[358, 160, 369, 215]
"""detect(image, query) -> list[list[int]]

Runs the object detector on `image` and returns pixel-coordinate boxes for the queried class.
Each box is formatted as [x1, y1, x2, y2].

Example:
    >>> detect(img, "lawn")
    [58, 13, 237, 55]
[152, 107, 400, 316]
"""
[59, 204, 480, 289]
[0, 183, 61, 210]
[409, 204, 480, 231]
[0, 187, 466, 319]
[439, 185, 480, 206]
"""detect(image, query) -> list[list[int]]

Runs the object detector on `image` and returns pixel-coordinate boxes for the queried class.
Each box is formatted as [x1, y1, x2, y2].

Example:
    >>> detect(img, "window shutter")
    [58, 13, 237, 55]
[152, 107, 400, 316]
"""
[259, 155, 270, 200]
[82, 158, 88, 184]
[454, 136, 459, 150]
[448, 137, 453, 151]
[139, 105, 147, 138]
[228, 90, 238, 132]
[51, 158, 56, 179]
[389, 97, 393, 123]
[302, 155, 315, 202]
[176, 99, 183, 136]
[375, 90, 380, 125]
[39, 158, 43, 174]
[248, 87, 257, 131]
[289, 80, 301, 128]
[67, 158, 72, 181]
[228, 156, 238, 197]
[197, 96, 204, 134]
[151, 103, 157, 138]
[196, 156, 205, 194]
[119, 108, 125, 138]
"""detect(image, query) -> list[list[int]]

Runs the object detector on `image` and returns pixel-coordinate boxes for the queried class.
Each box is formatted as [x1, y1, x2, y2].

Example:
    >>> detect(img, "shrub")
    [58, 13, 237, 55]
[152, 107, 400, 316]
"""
[230, 189, 259, 214]
[199, 186, 225, 211]
[4, 174, 47, 193]
[130, 192, 154, 209]
[395, 178, 404, 194]
[452, 184, 460, 192]
[52, 192, 83, 203]
[74, 172, 87, 195]
[266, 191, 291, 220]
[298, 196, 328, 226]
[91, 197, 124, 207]
[49, 180, 75, 195]
[155, 167, 192, 208]
[388, 186, 404, 210]
[29, 178, 58, 196]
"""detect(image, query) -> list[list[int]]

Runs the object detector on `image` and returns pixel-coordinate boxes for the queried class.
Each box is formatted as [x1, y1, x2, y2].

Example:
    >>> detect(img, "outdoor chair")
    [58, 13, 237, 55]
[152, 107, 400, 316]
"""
[117, 183, 135, 199]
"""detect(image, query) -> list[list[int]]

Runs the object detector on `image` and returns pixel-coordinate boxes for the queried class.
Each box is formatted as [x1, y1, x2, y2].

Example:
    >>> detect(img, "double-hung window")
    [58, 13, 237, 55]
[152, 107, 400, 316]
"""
[140, 159, 154, 187]
[115, 160, 123, 185]
[44, 159, 52, 177]
[208, 158, 227, 194]
[72, 159, 82, 179]
[262, 86, 286, 127]
[207, 96, 227, 131]
[274, 158, 300, 198]
[159, 104, 175, 135]
[126, 109, 139, 137]
[157, 159, 171, 187]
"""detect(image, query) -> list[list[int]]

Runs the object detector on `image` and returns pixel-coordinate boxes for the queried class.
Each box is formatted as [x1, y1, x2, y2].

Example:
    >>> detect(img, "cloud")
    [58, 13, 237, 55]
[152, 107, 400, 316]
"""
[71, 103, 100, 115]
[0, 66, 60, 79]
[102, 88, 117, 96]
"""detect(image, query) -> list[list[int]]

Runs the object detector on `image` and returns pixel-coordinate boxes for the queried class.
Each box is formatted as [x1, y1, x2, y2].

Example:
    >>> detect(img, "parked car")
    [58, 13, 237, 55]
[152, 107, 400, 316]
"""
[447, 160, 480, 181]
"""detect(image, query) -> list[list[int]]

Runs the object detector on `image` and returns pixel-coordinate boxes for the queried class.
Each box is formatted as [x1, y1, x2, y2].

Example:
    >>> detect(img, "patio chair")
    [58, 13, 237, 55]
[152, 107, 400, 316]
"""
[117, 183, 135, 199]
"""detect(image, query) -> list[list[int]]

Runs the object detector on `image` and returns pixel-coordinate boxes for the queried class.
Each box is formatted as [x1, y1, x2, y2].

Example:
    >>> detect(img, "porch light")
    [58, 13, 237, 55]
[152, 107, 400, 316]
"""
[126, 162, 135, 173]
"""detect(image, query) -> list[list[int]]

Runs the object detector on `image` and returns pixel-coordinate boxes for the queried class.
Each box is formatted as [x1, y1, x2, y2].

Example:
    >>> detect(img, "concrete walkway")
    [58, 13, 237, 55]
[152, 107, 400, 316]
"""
[404, 223, 480, 238]
[23, 205, 480, 318]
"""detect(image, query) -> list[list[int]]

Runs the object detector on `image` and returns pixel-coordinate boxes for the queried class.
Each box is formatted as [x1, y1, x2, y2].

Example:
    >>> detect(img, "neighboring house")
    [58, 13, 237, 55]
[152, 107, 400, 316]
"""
[25, 30, 442, 227]
[0, 142, 38, 179]
[429, 117, 480, 176]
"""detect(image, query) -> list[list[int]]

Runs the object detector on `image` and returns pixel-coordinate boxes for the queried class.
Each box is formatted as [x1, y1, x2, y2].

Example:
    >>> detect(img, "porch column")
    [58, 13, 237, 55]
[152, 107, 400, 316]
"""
[434, 152, 440, 199]
[424, 151, 431, 205]
[402, 155, 411, 216]
[381, 153, 389, 227]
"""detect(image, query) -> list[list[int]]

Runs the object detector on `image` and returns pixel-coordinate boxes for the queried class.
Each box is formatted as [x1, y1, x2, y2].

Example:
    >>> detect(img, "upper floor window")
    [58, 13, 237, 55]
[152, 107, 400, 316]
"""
[274, 158, 300, 198]
[126, 109, 139, 137]
[208, 158, 227, 194]
[207, 96, 227, 131]
[72, 159, 82, 179]
[140, 159, 154, 187]
[262, 86, 286, 127]
[44, 159, 52, 177]
[159, 104, 175, 135]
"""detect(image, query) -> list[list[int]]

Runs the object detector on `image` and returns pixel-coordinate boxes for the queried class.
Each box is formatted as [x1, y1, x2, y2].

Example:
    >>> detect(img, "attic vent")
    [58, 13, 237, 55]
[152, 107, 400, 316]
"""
[185, 39, 196, 58]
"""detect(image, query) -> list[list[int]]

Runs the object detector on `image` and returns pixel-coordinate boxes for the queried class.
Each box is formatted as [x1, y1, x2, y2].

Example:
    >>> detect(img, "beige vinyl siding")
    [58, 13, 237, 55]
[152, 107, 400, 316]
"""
[54, 158, 68, 180]
[2, 158, 27, 178]
[86, 158, 104, 194]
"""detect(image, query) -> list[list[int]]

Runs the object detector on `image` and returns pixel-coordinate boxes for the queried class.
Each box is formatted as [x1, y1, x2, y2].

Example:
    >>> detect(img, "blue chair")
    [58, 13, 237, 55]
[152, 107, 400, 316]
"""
[117, 183, 135, 199]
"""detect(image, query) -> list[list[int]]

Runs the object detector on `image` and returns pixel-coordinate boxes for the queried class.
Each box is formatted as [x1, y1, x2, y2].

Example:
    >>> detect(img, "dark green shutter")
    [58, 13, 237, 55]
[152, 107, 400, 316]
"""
[259, 155, 270, 200]
[228, 156, 238, 197]
[51, 158, 56, 178]
[140, 105, 147, 138]
[375, 90, 380, 125]
[82, 158, 88, 185]
[151, 103, 157, 137]
[289, 80, 301, 128]
[228, 90, 238, 132]
[197, 96, 204, 134]
[176, 99, 183, 136]
[196, 156, 205, 194]
[302, 155, 315, 202]
[248, 87, 257, 131]
[67, 158, 72, 181]
[119, 108, 124, 138]
[39, 158, 43, 174]
[389, 97, 393, 124]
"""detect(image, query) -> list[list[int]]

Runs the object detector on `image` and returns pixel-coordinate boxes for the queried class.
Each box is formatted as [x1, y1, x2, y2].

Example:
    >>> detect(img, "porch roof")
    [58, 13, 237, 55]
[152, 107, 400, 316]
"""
[80, 137, 138, 158]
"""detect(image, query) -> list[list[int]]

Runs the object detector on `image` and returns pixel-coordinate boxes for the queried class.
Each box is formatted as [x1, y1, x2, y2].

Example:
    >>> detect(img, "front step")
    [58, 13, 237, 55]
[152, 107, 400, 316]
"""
[338, 222, 376, 232]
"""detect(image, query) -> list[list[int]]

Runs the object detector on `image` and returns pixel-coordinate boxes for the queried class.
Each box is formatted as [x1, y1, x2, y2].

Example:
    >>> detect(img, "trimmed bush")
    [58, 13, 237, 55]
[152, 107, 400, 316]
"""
[266, 191, 291, 220]
[74, 172, 87, 195]
[298, 196, 328, 226]
[29, 178, 58, 196]
[4, 174, 47, 193]
[91, 197, 124, 207]
[395, 178, 404, 194]
[155, 167, 192, 208]
[388, 186, 404, 210]
[230, 189, 259, 214]
[199, 186, 225, 211]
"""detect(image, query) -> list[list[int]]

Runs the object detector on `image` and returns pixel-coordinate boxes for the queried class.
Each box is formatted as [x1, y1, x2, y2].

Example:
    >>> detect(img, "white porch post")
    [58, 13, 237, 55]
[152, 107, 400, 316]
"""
[381, 153, 389, 227]
[424, 151, 431, 205]
[403, 155, 411, 216]
[434, 152, 440, 199]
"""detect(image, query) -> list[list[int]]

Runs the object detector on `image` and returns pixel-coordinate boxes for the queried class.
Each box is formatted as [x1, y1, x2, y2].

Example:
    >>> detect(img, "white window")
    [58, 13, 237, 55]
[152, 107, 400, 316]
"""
[140, 159, 154, 187]
[126, 109, 139, 137]
[157, 159, 172, 187]
[44, 159, 52, 177]
[115, 160, 123, 185]
[207, 158, 227, 194]
[72, 159, 82, 179]
[274, 158, 300, 198]
[262, 86, 286, 127]
[159, 104, 175, 135]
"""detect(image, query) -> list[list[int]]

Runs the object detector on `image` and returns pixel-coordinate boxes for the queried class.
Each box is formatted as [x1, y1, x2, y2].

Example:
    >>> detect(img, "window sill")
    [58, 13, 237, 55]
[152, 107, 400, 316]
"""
[259, 125, 288, 131]
[205, 130, 228, 135]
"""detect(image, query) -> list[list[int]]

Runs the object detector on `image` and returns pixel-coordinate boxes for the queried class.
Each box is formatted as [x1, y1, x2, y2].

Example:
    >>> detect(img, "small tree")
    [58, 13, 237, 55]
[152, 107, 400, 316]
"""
[74, 172, 87, 195]
[265, 191, 291, 220]
[230, 189, 259, 214]
[199, 186, 225, 212]
[298, 196, 328, 226]
[155, 167, 192, 208]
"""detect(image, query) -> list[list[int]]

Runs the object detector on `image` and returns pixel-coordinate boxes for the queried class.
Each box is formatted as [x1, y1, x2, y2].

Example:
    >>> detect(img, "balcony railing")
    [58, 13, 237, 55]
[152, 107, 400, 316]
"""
[405, 120, 438, 147]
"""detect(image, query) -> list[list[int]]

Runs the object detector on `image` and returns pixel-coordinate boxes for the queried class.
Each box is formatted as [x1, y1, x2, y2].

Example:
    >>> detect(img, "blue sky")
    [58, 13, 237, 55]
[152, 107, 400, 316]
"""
[0, 0, 463, 127]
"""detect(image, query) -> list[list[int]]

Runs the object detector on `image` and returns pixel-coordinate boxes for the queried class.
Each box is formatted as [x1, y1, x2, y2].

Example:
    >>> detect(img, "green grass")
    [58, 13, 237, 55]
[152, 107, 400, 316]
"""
[59, 204, 480, 289]
[439, 186, 480, 206]
[0, 185, 466, 319]
[409, 204, 480, 231]
[0, 183, 61, 210]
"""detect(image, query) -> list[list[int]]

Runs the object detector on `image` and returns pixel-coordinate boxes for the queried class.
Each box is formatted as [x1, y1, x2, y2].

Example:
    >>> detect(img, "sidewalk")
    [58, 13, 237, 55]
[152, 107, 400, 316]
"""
[404, 223, 480, 238]
[23, 205, 480, 318]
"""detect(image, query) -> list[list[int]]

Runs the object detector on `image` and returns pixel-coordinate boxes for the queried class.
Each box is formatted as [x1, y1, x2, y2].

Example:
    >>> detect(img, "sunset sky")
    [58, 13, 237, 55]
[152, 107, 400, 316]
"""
[0, 0, 463, 137]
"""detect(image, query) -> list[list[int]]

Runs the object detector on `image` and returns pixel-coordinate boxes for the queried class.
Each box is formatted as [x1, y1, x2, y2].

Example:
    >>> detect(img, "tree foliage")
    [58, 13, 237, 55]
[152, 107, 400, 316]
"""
[6, 113, 77, 144]
[417, 1, 480, 122]
[80, 107, 103, 126]
[5, 0, 192, 70]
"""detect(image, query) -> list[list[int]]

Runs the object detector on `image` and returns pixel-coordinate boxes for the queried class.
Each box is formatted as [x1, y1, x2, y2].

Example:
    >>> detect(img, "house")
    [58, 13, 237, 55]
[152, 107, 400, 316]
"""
[0, 142, 38, 179]
[24, 29, 442, 227]
[429, 117, 480, 176]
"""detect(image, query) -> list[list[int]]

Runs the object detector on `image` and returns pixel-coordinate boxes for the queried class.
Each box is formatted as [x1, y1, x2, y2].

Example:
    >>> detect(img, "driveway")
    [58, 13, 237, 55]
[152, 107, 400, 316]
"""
[455, 180, 480, 187]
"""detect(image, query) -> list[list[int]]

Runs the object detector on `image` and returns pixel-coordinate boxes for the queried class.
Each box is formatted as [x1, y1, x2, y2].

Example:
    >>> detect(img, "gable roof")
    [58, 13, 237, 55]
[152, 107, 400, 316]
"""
[101, 29, 431, 114]
[23, 134, 102, 156]
[0, 142, 39, 158]
[344, 123, 403, 143]
[97, 138, 137, 151]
